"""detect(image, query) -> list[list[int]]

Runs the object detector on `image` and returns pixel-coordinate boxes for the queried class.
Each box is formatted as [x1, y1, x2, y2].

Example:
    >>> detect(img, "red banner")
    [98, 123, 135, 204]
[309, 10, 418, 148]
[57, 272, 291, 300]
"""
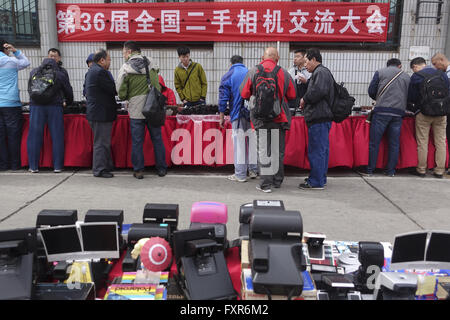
[55, 2, 389, 43]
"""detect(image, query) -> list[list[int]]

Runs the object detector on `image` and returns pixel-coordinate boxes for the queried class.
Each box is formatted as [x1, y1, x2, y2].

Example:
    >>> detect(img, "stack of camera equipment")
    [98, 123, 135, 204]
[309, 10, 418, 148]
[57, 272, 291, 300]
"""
[239, 200, 286, 240]
[83, 209, 124, 290]
[189, 202, 228, 249]
[0, 228, 37, 300]
[173, 227, 236, 300]
[313, 241, 385, 300]
[35, 209, 78, 282]
[352, 241, 385, 294]
[122, 203, 179, 272]
[63, 101, 87, 114]
[249, 205, 305, 299]
[178, 104, 219, 115]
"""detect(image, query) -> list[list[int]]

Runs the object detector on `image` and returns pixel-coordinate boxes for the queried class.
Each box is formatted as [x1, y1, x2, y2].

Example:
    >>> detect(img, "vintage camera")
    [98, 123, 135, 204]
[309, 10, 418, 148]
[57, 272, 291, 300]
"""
[373, 272, 417, 300]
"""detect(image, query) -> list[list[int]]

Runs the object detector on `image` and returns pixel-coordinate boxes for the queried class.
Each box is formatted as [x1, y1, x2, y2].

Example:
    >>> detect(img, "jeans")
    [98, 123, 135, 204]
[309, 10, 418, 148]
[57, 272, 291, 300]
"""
[368, 113, 402, 175]
[307, 122, 331, 187]
[231, 118, 258, 179]
[257, 123, 286, 189]
[0, 107, 23, 170]
[130, 118, 167, 172]
[27, 105, 64, 171]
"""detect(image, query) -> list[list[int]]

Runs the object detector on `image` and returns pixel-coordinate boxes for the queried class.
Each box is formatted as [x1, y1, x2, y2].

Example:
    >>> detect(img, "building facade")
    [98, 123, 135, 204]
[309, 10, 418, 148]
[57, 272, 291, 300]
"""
[2, 0, 449, 107]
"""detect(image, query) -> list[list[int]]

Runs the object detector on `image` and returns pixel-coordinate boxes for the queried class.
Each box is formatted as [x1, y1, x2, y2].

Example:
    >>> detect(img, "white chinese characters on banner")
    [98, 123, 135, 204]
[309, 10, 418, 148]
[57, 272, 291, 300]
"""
[289, 10, 309, 34]
[161, 10, 180, 33]
[135, 10, 156, 33]
[263, 10, 284, 34]
[340, 9, 360, 34]
[211, 9, 232, 34]
[314, 9, 335, 34]
[187, 12, 206, 31]
[55, 6, 388, 39]
[237, 10, 257, 34]
[57, 10, 76, 34]
[110, 11, 129, 33]
[366, 10, 387, 34]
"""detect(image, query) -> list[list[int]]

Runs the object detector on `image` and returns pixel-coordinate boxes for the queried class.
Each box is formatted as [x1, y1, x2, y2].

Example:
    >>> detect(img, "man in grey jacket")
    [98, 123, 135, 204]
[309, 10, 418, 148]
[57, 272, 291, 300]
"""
[359, 58, 410, 177]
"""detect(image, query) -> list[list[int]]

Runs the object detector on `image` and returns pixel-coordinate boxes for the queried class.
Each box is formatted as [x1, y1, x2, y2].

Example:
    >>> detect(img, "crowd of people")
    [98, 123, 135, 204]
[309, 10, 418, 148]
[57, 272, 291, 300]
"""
[1, 39, 450, 193]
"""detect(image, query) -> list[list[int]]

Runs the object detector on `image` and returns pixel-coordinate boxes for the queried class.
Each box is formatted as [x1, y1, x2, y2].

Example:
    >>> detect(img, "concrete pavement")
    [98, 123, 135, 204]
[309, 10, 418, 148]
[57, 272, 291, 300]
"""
[1, 167, 450, 243]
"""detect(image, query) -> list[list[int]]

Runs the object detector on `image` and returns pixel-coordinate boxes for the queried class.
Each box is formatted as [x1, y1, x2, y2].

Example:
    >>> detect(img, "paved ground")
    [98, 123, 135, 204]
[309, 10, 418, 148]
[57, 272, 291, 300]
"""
[1, 166, 450, 243]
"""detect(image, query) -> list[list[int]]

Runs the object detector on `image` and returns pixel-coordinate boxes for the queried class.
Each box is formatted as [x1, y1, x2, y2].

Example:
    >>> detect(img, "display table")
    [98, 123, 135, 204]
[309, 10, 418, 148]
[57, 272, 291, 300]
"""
[20, 114, 448, 169]
[97, 246, 242, 300]
[98, 239, 449, 300]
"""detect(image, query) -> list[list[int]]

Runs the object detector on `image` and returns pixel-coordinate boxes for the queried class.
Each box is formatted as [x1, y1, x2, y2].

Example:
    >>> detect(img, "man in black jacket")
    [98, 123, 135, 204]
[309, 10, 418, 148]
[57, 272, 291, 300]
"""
[84, 49, 118, 178]
[27, 58, 73, 173]
[299, 48, 334, 190]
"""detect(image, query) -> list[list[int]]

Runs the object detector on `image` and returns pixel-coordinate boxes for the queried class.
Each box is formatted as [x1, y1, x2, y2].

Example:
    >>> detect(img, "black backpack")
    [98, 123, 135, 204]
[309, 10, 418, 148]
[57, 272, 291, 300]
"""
[253, 64, 282, 121]
[141, 56, 166, 126]
[28, 64, 58, 105]
[418, 70, 450, 116]
[329, 75, 355, 123]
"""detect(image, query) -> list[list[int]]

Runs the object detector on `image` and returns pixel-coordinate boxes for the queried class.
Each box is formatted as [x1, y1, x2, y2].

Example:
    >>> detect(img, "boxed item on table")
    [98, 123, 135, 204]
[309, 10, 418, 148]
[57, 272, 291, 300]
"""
[241, 268, 316, 300]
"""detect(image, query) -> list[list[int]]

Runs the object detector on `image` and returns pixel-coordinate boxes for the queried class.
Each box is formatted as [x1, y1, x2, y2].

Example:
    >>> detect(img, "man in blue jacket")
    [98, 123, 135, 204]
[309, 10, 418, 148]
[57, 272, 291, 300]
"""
[27, 58, 73, 173]
[0, 40, 30, 171]
[84, 49, 118, 178]
[408, 57, 449, 178]
[219, 55, 258, 182]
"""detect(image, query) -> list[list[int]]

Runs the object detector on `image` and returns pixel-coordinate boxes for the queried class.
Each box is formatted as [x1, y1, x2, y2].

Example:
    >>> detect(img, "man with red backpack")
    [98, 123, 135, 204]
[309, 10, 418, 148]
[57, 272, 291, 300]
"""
[240, 47, 296, 193]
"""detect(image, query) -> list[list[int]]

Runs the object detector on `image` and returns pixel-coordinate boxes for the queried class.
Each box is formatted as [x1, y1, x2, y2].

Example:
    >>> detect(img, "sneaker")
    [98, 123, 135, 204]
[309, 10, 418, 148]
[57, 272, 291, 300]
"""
[28, 168, 39, 173]
[384, 171, 395, 177]
[298, 182, 324, 190]
[94, 170, 114, 178]
[133, 171, 144, 180]
[304, 178, 326, 187]
[433, 172, 444, 179]
[228, 174, 247, 182]
[157, 169, 167, 177]
[54, 169, 63, 173]
[357, 170, 373, 177]
[256, 185, 272, 193]
[410, 170, 425, 178]
[248, 171, 258, 179]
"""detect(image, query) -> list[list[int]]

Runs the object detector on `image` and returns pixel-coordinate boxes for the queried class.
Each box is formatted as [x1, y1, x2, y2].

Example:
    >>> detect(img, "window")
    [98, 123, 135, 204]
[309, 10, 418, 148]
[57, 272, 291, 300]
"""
[291, 0, 403, 51]
[0, 0, 40, 46]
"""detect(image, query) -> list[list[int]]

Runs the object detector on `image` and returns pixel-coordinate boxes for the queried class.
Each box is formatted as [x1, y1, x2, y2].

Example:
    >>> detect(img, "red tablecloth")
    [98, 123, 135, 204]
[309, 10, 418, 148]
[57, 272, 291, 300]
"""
[20, 114, 448, 169]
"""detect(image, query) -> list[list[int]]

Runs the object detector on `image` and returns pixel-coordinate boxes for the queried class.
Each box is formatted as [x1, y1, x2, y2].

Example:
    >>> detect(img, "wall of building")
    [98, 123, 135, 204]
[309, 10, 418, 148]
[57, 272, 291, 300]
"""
[16, 0, 449, 108]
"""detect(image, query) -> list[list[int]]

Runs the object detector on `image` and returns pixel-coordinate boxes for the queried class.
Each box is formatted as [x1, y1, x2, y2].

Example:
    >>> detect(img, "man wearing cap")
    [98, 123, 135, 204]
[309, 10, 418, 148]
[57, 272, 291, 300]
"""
[83, 53, 95, 98]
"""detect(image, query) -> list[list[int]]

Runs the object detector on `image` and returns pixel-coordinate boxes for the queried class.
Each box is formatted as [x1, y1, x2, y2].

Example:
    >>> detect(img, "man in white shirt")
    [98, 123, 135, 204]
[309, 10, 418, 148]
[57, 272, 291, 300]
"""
[288, 49, 311, 110]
